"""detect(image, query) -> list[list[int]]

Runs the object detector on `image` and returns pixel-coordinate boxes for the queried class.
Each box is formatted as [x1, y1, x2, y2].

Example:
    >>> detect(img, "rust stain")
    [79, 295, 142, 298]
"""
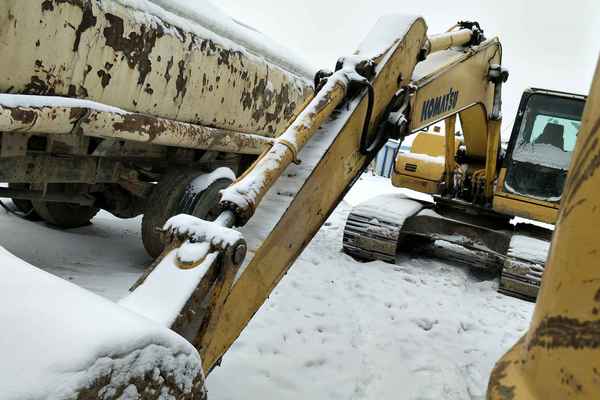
[164, 57, 174, 83]
[69, 107, 87, 121]
[487, 360, 516, 400]
[41, 0, 55, 12]
[9, 108, 37, 125]
[83, 64, 93, 79]
[112, 114, 160, 140]
[144, 84, 154, 95]
[560, 367, 584, 393]
[107, 113, 268, 153]
[239, 76, 296, 134]
[97, 70, 111, 88]
[24, 76, 51, 95]
[217, 48, 232, 67]
[529, 315, 600, 350]
[174, 60, 188, 101]
[67, 84, 88, 98]
[23, 59, 65, 96]
[103, 13, 164, 85]
[72, 0, 97, 52]
[41, 0, 97, 52]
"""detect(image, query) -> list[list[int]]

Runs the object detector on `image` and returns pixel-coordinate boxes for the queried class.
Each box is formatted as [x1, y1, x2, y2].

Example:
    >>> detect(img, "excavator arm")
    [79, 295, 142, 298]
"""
[397, 35, 505, 199]
[124, 14, 431, 374]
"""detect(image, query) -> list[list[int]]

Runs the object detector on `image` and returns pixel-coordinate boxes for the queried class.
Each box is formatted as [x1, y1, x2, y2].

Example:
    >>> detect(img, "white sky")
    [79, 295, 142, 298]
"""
[218, 0, 600, 138]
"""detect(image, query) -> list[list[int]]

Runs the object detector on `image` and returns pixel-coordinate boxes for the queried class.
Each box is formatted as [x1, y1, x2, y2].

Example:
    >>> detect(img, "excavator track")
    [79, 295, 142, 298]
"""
[498, 228, 551, 301]
[343, 195, 552, 301]
[343, 194, 425, 263]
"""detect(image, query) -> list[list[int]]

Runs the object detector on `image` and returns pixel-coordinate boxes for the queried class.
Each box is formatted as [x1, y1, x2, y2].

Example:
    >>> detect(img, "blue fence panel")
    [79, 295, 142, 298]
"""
[375, 140, 409, 178]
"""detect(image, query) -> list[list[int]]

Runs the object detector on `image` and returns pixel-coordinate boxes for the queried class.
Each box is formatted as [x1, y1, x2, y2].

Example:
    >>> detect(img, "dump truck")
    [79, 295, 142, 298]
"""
[0, 0, 313, 258]
[1, 1, 599, 399]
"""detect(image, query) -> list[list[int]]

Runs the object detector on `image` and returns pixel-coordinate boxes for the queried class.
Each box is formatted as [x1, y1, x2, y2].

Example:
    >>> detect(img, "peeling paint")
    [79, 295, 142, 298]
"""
[174, 59, 188, 101]
[9, 108, 38, 125]
[103, 13, 164, 85]
[2, 0, 313, 138]
[529, 315, 600, 350]
[164, 57, 174, 83]
[41, 0, 97, 52]
[487, 360, 516, 400]
[97, 70, 111, 88]
[24, 76, 51, 95]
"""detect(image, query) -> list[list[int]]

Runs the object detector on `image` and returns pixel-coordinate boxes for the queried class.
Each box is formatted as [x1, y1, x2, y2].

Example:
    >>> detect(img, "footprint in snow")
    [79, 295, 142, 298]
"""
[413, 318, 439, 331]
[304, 358, 327, 368]
[459, 320, 477, 332]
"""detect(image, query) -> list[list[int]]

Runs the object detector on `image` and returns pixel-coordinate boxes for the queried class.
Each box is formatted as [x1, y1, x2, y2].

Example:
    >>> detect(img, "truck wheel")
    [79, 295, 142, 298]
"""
[31, 183, 99, 229]
[142, 170, 234, 259]
[32, 201, 99, 229]
[8, 183, 42, 221]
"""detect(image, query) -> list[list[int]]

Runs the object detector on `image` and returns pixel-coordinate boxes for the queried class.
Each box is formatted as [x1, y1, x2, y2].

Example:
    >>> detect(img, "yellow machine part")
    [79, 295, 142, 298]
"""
[493, 168, 560, 224]
[391, 131, 460, 194]
[493, 169, 560, 224]
[409, 40, 500, 160]
[488, 59, 600, 399]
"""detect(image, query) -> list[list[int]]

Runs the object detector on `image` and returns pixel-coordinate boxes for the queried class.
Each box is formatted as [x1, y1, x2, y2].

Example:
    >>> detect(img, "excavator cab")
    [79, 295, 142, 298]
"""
[494, 89, 586, 223]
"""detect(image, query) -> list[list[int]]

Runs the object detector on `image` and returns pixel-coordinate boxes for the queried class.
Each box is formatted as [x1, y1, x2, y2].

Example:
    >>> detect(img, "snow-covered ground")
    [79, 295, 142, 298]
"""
[0, 174, 534, 399]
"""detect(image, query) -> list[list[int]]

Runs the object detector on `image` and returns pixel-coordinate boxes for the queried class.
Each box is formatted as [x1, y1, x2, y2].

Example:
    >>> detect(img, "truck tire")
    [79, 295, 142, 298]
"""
[142, 170, 234, 259]
[8, 183, 42, 221]
[32, 201, 99, 228]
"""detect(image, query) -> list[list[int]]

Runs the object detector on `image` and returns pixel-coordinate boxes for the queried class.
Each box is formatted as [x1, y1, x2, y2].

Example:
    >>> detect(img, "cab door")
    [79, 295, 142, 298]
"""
[493, 89, 585, 223]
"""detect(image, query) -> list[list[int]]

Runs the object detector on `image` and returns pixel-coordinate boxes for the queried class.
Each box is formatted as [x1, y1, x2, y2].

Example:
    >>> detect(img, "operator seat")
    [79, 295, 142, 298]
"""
[534, 123, 565, 150]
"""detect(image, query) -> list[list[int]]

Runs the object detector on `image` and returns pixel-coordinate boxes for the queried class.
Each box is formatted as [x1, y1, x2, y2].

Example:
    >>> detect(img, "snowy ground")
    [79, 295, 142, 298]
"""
[0, 174, 534, 399]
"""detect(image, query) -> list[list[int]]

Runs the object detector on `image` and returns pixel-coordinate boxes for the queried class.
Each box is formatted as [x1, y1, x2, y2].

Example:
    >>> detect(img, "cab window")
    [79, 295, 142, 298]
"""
[504, 93, 585, 201]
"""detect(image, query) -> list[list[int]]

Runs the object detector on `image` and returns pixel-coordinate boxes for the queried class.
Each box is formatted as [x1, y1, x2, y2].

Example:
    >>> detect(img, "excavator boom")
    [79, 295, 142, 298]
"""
[126, 14, 430, 374]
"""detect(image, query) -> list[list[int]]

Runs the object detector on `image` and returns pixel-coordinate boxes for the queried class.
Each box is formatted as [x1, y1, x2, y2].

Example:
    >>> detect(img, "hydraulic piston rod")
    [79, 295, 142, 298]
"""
[218, 72, 350, 225]
[427, 29, 473, 53]
[421, 22, 485, 58]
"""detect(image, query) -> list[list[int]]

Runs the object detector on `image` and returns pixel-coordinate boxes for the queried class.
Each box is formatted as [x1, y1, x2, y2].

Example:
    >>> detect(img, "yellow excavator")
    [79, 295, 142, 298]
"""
[342, 25, 585, 301]
[1, 2, 599, 398]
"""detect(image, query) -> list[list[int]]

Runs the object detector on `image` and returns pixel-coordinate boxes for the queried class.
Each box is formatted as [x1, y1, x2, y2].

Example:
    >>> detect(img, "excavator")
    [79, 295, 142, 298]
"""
[0, 2, 599, 398]
[342, 30, 586, 301]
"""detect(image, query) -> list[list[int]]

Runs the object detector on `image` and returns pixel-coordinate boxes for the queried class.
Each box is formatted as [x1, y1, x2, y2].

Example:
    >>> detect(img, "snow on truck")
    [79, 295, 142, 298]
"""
[0, 0, 313, 257]
[1, 1, 600, 399]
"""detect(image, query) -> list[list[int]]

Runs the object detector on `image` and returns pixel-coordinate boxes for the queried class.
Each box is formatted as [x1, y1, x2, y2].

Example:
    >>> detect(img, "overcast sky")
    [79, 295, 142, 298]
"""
[218, 0, 600, 137]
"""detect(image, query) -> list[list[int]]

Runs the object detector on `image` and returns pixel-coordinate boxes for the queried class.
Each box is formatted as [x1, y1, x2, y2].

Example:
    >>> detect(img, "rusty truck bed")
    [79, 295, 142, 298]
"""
[0, 0, 314, 137]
